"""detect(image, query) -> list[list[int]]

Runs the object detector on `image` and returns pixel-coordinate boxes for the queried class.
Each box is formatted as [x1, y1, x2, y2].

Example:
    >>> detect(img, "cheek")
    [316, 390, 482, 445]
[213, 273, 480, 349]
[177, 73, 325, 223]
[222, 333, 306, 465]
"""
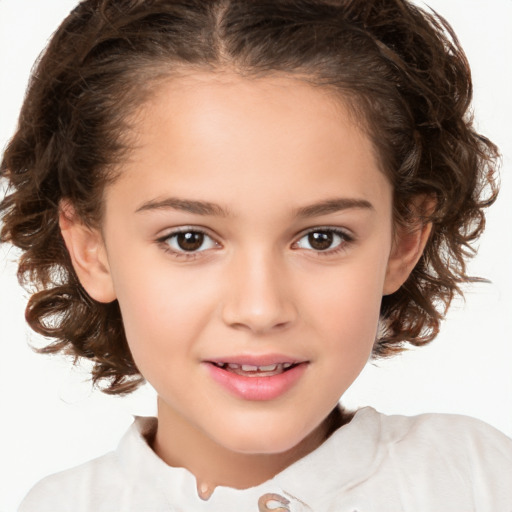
[321, 289, 380, 368]
[314, 287, 381, 401]
[304, 258, 385, 330]
[299, 255, 386, 373]
[110, 256, 220, 360]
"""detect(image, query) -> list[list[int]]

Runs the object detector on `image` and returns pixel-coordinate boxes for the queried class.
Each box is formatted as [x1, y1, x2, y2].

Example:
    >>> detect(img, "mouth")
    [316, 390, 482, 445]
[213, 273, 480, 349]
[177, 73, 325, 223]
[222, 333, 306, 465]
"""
[209, 361, 299, 377]
[204, 356, 308, 400]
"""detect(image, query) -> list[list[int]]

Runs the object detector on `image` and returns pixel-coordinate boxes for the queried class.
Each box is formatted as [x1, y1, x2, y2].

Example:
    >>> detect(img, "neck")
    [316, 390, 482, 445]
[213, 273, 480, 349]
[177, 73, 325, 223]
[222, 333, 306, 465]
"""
[151, 399, 349, 497]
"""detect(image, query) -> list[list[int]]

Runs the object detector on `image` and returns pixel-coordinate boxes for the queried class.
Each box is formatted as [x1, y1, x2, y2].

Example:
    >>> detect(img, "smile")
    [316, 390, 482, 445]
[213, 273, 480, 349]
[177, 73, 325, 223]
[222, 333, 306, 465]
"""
[205, 358, 308, 401]
[211, 362, 296, 377]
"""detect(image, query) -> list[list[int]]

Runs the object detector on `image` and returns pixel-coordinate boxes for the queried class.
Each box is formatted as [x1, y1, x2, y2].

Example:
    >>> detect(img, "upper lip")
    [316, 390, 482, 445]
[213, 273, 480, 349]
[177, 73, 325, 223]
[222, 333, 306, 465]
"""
[205, 354, 308, 366]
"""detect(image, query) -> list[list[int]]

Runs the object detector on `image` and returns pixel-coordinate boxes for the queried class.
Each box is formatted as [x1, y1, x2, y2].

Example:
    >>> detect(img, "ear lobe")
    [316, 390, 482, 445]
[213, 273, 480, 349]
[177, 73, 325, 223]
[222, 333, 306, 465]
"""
[383, 208, 433, 296]
[59, 202, 116, 303]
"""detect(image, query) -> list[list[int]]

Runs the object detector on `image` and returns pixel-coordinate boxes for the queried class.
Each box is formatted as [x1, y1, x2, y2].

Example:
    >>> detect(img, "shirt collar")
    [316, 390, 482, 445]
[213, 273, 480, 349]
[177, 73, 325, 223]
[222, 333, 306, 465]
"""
[115, 407, 384, 510]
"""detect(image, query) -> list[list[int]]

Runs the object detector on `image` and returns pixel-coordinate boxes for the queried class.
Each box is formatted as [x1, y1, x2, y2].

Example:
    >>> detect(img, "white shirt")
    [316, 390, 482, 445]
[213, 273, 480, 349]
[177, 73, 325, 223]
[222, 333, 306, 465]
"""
[19, 407, 512, 511]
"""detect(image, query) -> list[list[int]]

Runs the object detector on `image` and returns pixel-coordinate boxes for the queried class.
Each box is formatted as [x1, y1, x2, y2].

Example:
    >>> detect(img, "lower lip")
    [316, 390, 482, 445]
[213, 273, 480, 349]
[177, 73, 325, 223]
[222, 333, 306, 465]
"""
[205, 363, 307, 401]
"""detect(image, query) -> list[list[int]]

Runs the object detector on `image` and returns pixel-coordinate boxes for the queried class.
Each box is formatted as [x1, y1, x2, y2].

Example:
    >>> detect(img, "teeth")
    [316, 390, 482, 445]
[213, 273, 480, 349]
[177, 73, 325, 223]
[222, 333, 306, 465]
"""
[241, 364, 259, 372]
[217, 362, 295, 373]
[259, 364, 278, 371]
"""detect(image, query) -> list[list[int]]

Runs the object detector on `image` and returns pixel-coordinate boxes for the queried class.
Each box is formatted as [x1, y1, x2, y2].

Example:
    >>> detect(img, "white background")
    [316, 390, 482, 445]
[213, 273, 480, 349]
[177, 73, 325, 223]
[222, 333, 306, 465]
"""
[1, 1, 511, 510]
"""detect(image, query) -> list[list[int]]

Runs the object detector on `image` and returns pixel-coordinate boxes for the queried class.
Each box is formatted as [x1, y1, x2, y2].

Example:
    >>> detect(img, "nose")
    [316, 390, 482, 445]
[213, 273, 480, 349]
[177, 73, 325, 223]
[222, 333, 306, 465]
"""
[221, 250, 297, 334]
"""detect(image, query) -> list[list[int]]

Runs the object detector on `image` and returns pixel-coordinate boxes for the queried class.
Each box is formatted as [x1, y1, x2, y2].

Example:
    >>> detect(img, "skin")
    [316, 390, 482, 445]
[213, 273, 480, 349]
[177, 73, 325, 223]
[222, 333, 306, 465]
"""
[60, 73, 429, 495]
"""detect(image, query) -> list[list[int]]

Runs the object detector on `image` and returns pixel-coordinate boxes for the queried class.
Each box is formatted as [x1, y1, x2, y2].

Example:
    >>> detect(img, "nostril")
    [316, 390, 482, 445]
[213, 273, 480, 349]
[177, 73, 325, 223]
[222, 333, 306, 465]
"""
[258, 493, 291, 511]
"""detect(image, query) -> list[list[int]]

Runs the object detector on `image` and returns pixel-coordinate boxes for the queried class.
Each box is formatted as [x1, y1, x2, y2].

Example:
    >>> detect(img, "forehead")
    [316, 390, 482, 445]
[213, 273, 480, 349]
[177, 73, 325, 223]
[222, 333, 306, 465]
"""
[106, 72, 390, 217]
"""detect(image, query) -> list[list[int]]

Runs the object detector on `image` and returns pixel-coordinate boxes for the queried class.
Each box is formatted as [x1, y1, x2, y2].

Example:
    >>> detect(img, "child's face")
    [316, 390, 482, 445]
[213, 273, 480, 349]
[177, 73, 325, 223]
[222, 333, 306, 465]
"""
[73, 73, 415, 456]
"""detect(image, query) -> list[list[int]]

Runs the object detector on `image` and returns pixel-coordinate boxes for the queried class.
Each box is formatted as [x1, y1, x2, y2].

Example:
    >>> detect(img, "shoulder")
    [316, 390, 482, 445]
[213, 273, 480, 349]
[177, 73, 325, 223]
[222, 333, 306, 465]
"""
[18, 451, 123, 512]
[364, 407, 512, 505]
[346, 406, 512, 468]
[18, 417, 164, 512]
[374, 407, 512, 454]
[276, 407, 512, 510]
[316, 407, 512, 509]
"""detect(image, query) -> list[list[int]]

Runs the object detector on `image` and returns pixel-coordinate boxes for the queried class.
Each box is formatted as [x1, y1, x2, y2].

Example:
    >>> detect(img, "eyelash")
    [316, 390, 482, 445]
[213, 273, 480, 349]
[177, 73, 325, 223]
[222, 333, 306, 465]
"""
[292, 227, 354, 256]
[156, 226, 354, 260]
[157, 227, 219, 261]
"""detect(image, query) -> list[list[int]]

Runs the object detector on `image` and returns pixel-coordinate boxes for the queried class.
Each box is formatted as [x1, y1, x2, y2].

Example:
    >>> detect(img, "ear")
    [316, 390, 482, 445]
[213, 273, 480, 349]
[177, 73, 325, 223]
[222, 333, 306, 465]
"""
[59, 202, 116, 303]
[383, 197, 433, 296]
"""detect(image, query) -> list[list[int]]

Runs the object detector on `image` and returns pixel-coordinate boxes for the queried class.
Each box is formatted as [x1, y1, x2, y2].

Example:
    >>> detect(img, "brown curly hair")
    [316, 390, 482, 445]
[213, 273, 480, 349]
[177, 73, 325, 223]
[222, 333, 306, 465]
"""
[0, 0, 498, 394]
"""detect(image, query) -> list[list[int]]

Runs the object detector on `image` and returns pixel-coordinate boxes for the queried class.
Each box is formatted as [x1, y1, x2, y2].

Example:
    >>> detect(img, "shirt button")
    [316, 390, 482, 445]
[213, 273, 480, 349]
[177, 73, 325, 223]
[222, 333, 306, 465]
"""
[258, 493, 291, 511]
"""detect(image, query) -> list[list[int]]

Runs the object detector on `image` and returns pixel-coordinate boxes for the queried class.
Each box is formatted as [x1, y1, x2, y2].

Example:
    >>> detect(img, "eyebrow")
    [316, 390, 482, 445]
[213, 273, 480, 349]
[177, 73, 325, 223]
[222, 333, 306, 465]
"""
[135, 197, 231, 217]
[135, 196, 374, 218]
[295, 198, 374, 218]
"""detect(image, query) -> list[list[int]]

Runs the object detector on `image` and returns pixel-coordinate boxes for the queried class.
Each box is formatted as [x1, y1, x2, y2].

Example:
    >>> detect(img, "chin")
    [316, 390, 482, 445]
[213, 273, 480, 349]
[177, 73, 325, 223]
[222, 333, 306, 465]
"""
[224, 438, 301, 456]
[213, 420, 317, 456]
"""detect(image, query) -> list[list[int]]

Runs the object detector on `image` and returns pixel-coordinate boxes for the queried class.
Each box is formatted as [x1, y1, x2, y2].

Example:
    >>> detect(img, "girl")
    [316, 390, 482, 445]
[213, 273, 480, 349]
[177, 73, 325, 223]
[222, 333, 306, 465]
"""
[1, 0, 511, 510]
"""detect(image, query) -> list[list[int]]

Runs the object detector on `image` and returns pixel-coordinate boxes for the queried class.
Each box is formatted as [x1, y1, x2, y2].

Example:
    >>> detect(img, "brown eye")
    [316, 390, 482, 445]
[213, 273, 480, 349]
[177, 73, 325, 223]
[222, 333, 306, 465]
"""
[164, 230, 217, 253]
[176, 232, 204, 251]
[308, 231, 333, 251]
[295, 229, 348, 252]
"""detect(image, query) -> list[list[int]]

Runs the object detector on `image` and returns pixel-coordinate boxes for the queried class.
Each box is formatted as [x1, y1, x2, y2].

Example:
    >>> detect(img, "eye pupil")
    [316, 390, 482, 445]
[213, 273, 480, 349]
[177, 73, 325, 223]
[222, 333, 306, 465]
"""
[308, 231, 333, 250]
[177, 232, 204, 251]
